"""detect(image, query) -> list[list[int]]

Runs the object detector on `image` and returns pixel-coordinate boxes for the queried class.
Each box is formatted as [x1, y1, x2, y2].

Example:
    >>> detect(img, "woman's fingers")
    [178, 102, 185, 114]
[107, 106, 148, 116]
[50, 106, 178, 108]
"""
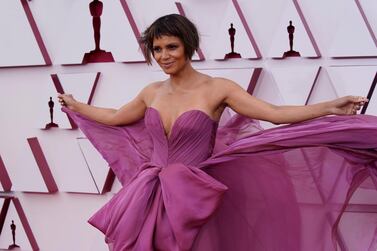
[352, 96, 368, 114]
[59, 99, 66, 106]
[351, 97, 368, 114]
[350, 96, 368, 103]
[355, 96, 368, 103]
[57, 93, 68, 106]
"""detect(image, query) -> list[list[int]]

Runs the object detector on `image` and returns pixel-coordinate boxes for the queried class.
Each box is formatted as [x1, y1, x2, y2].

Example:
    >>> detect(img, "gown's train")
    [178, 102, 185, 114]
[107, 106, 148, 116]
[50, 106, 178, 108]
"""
[63, 107, 377, 251]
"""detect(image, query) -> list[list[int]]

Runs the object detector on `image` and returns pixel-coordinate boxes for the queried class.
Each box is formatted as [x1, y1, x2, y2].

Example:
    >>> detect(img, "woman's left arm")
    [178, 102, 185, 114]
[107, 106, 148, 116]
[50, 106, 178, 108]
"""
[220, 79, 368, 124]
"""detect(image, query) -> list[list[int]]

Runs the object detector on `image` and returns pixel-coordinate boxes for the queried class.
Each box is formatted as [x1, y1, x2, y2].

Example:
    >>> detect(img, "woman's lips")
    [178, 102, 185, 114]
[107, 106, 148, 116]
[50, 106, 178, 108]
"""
[162, 62, 174, 68]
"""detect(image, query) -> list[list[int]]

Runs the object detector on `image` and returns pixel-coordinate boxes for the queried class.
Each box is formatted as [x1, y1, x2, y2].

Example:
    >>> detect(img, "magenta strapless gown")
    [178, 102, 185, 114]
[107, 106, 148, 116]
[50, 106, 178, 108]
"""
[63, 107, 377, 251]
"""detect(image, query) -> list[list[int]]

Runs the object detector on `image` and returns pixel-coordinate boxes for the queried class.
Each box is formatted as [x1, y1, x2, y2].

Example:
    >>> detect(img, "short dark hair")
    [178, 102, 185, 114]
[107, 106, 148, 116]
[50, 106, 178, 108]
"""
[139, 14, 199, 64]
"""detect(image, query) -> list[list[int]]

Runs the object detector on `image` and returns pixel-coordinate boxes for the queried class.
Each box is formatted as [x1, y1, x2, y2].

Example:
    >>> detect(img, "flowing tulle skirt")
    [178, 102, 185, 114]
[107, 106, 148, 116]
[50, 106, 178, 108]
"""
[195, 113, 377, 251]
[63, 107, 377, 251]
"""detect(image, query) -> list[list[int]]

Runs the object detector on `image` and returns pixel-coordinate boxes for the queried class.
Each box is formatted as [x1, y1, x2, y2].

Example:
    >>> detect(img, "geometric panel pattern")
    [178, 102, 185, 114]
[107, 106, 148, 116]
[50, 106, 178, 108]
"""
[51, 72, 100, 129]
[307, 66, 377, 115]
[27, 137, 58, 193]
[268, 0, 319, 58]
[35, 129, 103, 194]
[21, 0, 51, 66]
[125, 0, 179, 35]
[306, 67, 339, 105]
[327, 66, 377, 115]
[297, 0, 377, 57]
[1, 0, 377, 250]
[270, 65, 320, 105]
[329, 0, 377, 58]
[47, 0, 143, 64]
[0, 156, 12, 192]
[253, 66, 320, 128]
[178, 0, 261, 59]
[231, 0, 262, 58]
[175, 2, 206, 60]
[356, 0, 377, 49]
[205, 0, 260, 59]
[0, 0, 47, 67]
[77, 137, 115, 194]
[0, 195, 38, 251]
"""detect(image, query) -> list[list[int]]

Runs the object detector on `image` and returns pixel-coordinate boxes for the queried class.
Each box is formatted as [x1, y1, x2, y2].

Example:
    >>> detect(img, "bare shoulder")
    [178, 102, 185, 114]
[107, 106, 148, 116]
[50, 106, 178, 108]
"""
[140, 81, 164, 96]
[138, 81, 164, 104]
[141, 81, 164, 93]
[209, 77, 241, 92]
[211, 77, 236, 86]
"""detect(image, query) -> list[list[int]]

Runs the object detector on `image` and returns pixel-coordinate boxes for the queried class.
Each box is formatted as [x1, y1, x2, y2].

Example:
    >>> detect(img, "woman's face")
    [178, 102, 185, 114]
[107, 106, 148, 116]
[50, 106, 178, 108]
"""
[152, 35, 188, 75]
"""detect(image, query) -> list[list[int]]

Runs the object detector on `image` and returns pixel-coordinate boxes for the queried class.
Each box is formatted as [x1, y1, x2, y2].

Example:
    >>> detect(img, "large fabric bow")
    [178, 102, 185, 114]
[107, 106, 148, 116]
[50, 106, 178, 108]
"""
[89, 162, 227, 251]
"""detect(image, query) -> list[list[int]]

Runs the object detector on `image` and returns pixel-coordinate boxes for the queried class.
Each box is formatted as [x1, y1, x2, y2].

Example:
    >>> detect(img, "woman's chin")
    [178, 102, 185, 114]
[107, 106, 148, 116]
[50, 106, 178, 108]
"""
[162, 68, 177, 75]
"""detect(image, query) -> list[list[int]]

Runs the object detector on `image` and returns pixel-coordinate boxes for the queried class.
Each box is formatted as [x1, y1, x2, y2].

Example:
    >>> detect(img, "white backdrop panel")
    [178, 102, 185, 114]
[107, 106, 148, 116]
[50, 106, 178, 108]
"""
[44, 0, 143, 64]
[268, 0, 318, 58]
[0, 0, 44, 67]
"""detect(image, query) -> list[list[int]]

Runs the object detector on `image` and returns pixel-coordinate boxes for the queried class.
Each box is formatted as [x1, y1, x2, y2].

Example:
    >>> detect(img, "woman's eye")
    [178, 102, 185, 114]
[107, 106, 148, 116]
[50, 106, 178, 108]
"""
[168, 45, 178, 50]
[153, 47, 161, 52]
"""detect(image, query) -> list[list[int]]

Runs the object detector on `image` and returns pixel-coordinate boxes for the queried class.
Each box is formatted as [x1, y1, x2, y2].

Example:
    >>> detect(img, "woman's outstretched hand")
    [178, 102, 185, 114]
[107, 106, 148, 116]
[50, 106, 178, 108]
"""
[329, 96, 368, 115]
[57, 93, 78, 111]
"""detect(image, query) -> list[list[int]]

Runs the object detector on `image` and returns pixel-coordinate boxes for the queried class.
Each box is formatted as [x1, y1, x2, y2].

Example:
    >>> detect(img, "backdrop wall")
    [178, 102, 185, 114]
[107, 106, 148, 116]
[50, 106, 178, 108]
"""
[0, 0, 376, 250]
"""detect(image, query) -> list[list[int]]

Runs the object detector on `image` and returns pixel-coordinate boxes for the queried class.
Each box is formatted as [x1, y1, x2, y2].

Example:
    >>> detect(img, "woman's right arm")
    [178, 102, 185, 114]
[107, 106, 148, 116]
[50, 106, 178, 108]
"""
[58, 84, 156, 126]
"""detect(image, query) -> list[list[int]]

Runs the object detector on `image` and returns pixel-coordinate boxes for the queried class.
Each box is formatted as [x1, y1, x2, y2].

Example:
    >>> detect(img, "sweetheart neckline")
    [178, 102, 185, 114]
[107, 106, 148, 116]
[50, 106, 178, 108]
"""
[147, 107, 218, 141]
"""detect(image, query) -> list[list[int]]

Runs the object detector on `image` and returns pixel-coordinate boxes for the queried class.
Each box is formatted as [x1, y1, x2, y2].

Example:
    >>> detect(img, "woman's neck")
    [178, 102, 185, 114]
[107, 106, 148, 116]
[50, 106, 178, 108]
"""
[168, 62, 201, 91]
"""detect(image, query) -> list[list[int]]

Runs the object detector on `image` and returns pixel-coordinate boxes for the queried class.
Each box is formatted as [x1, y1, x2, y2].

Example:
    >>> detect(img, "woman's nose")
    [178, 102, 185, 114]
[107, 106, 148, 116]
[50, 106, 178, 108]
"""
[161, 49, 170, 59]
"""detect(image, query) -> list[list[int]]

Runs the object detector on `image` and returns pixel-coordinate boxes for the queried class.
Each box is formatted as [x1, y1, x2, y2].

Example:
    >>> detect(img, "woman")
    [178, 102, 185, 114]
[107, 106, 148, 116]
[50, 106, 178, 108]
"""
[59, 14, 377, 251]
